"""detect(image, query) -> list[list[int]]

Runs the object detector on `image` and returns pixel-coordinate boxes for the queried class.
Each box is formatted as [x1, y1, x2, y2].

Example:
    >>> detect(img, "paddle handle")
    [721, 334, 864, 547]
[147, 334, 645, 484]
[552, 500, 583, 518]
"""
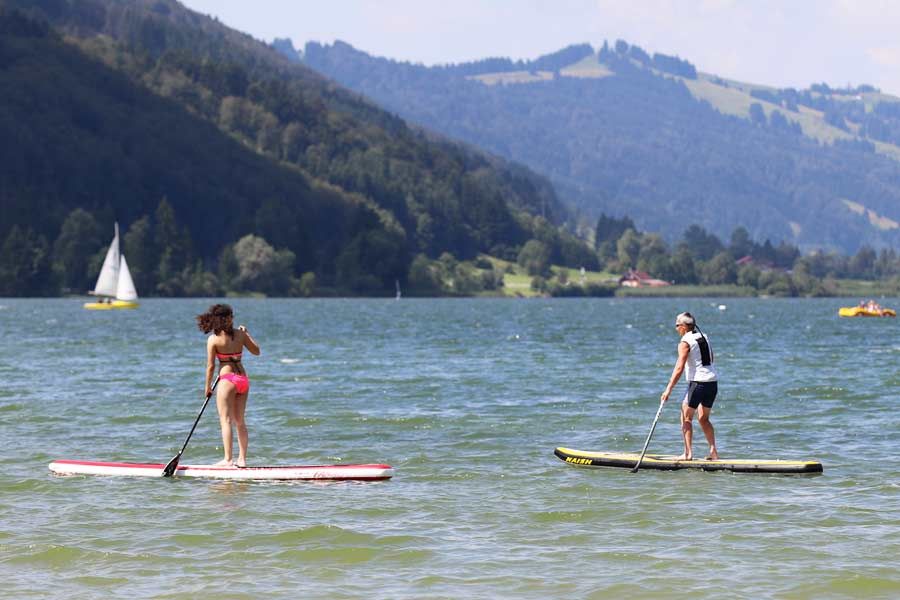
[163, 376, 219, 477]
[631, 400, 665, 473]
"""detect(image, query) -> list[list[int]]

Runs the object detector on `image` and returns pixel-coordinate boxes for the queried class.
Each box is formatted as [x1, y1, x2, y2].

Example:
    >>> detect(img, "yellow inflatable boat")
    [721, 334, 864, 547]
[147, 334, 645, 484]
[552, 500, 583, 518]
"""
[838, 306, 896, 317]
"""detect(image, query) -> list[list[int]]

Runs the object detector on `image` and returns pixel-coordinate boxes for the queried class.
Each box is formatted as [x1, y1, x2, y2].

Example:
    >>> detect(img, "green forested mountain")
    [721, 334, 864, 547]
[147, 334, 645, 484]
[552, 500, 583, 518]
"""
[0, 1, 591, 296]
[0, 10, 401, 295]
[302, 40, 900, 253]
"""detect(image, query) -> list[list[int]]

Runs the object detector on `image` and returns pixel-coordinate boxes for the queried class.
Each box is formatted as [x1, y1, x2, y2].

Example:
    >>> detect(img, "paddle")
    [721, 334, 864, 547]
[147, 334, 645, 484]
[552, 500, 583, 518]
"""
[631, 400, 665, 473]
[163, 376, 219, 477]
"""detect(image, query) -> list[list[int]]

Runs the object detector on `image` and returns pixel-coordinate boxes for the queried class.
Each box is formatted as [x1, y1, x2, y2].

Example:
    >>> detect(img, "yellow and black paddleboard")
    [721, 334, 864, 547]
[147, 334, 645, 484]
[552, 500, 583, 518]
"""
[555, 447, 823, 474]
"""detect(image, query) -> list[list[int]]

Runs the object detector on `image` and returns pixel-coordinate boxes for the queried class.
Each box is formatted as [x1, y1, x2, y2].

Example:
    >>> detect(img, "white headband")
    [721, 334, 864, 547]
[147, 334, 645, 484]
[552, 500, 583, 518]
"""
[675, 313, 695, 326]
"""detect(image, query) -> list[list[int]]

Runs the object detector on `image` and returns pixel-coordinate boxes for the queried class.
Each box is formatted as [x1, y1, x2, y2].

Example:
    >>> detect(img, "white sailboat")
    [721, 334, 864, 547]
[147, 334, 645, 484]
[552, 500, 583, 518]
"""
[84, 223, 139, 310]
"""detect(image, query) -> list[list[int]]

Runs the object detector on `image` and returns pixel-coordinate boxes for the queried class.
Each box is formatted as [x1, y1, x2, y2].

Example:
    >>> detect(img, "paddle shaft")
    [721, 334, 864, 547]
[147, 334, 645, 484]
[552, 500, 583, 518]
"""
[163, 376, 219, 477]
[631, 400, 665, 473]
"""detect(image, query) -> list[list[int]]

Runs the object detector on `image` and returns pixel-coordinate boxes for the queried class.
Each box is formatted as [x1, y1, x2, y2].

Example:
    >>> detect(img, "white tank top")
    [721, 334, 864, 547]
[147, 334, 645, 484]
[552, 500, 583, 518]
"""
[681, 330, 718, 382]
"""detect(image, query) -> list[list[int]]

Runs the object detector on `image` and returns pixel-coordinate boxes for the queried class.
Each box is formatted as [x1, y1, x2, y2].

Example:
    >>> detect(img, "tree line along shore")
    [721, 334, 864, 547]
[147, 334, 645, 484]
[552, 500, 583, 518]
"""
[3, 205, 898, 299]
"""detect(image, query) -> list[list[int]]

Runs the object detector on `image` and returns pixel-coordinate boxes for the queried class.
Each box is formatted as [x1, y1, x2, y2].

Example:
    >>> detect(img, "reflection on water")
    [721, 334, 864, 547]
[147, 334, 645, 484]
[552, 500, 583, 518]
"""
[207, 479, 253, 497]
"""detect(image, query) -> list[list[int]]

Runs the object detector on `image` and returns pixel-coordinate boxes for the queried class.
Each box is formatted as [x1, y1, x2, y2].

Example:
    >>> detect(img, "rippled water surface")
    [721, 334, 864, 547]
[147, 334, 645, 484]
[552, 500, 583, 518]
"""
[2, 297, 899, 599]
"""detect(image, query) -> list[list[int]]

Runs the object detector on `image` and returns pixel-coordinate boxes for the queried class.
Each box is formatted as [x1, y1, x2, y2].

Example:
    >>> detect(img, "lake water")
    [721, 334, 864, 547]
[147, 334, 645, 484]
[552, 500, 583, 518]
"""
[2, 297, 899, 599]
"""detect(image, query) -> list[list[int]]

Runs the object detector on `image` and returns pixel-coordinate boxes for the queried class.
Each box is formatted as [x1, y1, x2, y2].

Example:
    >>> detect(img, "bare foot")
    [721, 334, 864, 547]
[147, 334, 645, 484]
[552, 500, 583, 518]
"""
[235, 458, 246, 468]
[674, 453, 692, 461]
[213, 459, 233, 467]
[706, 453, 719, 461]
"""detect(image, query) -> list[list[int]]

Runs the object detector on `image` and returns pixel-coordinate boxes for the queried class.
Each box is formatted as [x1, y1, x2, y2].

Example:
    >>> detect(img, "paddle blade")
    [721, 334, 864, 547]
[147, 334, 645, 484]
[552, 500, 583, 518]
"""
[162, 454, 181, 477]
[162, 378, 219, 478]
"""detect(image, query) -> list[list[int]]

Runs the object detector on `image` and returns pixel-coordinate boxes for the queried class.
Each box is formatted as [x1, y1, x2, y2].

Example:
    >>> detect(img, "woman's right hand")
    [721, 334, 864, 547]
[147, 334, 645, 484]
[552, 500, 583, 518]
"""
[204, 386, 212, 397]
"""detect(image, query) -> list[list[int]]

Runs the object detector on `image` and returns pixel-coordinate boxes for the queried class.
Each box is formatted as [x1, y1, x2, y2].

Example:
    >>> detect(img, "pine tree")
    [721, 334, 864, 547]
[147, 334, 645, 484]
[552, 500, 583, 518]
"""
[0, 226, 55, 296]
[52, 209, 103, 292]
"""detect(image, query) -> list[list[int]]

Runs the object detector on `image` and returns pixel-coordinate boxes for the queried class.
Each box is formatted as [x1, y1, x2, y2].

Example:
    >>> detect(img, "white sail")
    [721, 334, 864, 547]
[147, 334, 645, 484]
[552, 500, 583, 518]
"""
[91, 223, 120, 297]
[116, 255, 138, 301]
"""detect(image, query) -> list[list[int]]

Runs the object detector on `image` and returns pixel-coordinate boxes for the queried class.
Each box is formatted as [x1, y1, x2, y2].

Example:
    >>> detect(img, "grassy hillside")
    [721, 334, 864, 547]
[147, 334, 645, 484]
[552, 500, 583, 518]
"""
[685, 74, 900, 161]
[486, 257, 618, 298]
[302, 40, 900, 254]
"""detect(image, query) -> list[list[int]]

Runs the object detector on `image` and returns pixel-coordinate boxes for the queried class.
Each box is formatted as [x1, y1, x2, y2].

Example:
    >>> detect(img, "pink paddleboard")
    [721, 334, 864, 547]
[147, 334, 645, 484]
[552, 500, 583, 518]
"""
[49, 459, 393, 481]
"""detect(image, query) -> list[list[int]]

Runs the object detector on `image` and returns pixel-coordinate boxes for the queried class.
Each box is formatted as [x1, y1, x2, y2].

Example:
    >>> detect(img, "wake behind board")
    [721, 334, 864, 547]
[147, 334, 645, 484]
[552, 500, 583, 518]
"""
[555, 447, 822, 474]
[49, 460, 393, 481]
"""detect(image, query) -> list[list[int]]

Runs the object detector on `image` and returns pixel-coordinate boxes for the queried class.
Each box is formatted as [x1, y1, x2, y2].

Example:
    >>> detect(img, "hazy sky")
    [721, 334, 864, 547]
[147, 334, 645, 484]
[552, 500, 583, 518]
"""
[181, 0, 900, 96]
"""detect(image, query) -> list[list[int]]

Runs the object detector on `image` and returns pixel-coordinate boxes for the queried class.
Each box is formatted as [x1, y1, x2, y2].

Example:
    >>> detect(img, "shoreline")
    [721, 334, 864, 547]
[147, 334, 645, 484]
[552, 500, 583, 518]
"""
[33, 290, 900, 300]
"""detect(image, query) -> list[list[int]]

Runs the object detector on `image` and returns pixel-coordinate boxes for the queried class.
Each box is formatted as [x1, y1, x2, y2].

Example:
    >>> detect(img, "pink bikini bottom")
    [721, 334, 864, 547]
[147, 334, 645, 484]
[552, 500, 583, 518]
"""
[219, 373, 250, 394]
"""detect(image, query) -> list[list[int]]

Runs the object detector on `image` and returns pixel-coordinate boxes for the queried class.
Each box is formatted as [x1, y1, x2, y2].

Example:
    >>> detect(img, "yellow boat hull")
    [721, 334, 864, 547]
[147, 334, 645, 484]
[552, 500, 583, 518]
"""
[838, 306, 895, 317]
[84, 300, 139, 310]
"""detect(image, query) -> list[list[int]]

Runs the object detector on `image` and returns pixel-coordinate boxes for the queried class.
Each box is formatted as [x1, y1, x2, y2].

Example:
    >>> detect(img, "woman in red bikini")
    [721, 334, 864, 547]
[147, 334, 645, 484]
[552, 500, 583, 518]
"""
[196, 304, 261, 467]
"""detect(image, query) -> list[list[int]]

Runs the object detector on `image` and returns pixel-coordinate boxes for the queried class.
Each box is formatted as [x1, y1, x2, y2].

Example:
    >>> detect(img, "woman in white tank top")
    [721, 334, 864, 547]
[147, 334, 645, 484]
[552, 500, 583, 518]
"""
[660, 312, 719, 461]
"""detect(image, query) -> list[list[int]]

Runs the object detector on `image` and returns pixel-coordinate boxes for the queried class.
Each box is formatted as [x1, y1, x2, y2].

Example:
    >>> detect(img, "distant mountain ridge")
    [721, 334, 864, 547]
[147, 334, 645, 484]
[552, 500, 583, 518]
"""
[302, 40, 900, 252]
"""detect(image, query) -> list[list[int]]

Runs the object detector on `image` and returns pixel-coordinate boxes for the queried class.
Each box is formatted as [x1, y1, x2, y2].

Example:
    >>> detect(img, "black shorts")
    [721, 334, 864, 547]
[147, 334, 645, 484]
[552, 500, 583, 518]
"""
[684, 381, 717, 409]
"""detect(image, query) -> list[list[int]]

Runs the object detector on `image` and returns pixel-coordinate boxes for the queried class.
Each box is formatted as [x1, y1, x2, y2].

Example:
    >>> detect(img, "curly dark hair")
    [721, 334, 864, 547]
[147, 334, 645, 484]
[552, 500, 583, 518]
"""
[197, 303, 234, 336]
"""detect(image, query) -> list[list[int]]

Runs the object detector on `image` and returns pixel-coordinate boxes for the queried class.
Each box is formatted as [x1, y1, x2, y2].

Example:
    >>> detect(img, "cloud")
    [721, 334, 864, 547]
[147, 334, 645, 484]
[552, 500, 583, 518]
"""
[867, 46, 900, 68]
